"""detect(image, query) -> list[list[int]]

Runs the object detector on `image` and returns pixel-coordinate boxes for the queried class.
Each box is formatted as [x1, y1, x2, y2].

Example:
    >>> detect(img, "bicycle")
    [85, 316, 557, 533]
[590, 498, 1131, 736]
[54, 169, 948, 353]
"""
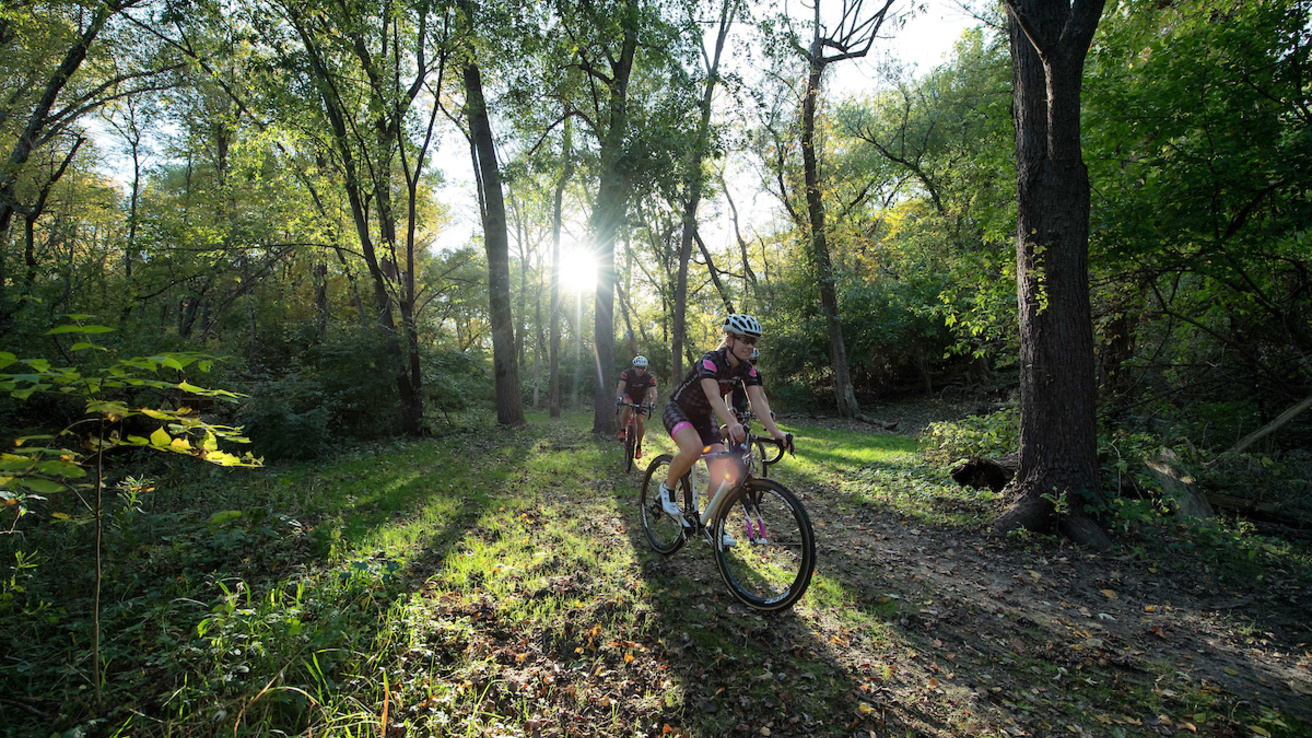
[725, 408, 786, 478]
[616, 400, 651, 473]
[639, 432, 815, 612]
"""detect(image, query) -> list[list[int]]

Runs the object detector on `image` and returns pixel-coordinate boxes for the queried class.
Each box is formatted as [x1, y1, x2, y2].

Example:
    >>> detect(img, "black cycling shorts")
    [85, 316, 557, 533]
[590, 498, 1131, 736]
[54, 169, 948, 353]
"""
[662, 400, 722, 448]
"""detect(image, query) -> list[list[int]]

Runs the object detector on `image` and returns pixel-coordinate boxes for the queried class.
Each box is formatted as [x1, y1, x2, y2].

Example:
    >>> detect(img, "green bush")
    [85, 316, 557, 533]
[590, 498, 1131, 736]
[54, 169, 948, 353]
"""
[920, 407, 1018, 466]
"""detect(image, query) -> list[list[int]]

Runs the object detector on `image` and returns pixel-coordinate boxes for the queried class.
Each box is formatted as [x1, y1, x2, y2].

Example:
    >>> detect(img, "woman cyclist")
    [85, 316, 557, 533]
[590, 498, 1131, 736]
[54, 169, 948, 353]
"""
[615, 355, 657, 459]
[660, 315, 787, 538]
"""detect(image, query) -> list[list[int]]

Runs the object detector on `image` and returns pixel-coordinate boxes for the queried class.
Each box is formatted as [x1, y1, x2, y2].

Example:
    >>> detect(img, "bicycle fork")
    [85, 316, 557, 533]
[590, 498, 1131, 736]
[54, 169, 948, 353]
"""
[741, 494, 768, 544]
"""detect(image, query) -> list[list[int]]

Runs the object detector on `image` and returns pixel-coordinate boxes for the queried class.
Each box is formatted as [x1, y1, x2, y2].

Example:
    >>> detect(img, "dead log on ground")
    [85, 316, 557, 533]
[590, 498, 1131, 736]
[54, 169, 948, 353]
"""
[950, 453, 1017, 493]
[1145, 447, 1214, 521]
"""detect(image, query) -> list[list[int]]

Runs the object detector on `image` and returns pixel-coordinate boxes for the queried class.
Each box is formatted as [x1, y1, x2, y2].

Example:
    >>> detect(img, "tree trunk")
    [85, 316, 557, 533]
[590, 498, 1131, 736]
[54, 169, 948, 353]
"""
[672, 0, 735, 380]
[465, 61, 525, 426]
[548, 117, 573, 417]
[801, 48, 860, 419]
[590, 18, 638, 436]
[994, 0, 1109, 548]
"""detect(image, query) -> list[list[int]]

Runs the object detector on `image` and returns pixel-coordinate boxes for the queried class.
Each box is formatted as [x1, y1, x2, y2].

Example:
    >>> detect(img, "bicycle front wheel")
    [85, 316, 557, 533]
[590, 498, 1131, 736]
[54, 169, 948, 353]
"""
[640, 454, 691, 555]
[713, 479, 815, 611]
[624, 423, 636, 473]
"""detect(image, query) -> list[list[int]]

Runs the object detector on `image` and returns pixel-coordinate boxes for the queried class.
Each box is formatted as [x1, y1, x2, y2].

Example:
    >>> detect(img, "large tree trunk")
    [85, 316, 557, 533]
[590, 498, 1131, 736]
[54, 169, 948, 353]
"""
[801, 49, 860, 419]
[465, 61, 525, 426]
[995, 0, 1109, 548]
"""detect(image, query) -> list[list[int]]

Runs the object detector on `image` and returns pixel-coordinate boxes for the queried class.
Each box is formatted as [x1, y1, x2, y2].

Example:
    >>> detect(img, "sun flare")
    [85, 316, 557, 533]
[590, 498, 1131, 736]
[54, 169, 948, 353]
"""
[559, 247, 596, 293]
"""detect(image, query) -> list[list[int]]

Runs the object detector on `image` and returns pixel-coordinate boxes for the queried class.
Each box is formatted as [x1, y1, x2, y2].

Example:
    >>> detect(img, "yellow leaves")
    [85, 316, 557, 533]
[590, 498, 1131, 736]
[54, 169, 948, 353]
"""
[623, 652, 634, 664]
[1248, 727, 1272, 737]
[1100, 589, 1118, 599]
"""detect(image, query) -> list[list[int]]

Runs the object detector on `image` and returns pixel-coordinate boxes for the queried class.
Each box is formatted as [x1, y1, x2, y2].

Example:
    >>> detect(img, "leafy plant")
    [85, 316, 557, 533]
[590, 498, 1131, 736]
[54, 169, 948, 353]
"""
[919, 407, 1018, 466]
[0, 316, 261, 703]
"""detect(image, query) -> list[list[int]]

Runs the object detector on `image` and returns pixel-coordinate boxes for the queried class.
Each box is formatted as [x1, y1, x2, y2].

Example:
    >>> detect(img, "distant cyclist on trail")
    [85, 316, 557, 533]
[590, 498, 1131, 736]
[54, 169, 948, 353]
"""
[660, 314, 788, 532]
[615, 355, 657, 459]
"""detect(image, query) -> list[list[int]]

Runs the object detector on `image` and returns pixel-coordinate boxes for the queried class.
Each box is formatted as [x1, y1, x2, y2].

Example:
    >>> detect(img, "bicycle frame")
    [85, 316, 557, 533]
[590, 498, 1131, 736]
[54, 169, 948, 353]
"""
[684, 437, 778, 542]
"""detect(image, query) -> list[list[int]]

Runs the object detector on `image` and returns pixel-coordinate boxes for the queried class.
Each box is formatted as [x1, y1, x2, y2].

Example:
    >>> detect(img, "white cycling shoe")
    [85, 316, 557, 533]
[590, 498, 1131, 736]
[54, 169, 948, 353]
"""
[659, 483, 685, 523]
[705, 529, 737, 548]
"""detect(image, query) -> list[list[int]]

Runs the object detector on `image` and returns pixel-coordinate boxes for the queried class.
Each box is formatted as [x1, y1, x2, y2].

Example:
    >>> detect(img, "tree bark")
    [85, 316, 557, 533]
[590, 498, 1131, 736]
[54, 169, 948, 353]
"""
[589, 9, 638, 436]
[994, 0, 1109, 548]
[801, 46, 860, 418]
[465, 60, 525, 426]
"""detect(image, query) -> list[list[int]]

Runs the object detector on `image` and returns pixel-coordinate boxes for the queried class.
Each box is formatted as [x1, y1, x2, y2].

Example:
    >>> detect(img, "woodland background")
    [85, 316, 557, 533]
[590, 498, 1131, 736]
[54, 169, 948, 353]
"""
[1, 0, 1310, 735]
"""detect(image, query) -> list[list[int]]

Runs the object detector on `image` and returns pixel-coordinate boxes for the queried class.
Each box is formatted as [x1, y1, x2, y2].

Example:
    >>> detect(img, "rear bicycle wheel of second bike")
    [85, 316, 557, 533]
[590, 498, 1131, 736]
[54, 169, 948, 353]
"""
[713, 479, 815, 611]
[640, 454, 692, 555]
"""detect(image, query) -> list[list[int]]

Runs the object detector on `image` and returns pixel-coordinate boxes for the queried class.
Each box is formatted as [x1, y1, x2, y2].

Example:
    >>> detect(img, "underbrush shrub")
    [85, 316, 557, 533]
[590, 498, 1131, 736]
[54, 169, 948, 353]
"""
[239, 330, 403, 459]
[920, 407, 1018, 466]
[426, 347, 488, 414]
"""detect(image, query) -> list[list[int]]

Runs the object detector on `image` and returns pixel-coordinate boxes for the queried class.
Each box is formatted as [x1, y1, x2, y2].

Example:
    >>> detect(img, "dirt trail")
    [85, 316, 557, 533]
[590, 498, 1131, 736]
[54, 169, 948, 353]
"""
[775, 415, 1312, 735]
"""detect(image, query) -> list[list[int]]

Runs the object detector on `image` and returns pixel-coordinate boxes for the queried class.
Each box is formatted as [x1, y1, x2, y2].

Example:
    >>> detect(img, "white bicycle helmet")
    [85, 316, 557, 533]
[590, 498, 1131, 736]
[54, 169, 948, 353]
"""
[723, 314, 763, 338]
[632, 355, 648, 367]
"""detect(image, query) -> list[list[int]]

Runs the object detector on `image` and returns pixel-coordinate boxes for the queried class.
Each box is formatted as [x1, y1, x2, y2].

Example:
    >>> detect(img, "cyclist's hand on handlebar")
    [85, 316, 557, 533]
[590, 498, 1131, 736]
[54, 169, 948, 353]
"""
[614, 397, 624, 406]
[728, 421, 747, 444]
[772, 431, 795, 455]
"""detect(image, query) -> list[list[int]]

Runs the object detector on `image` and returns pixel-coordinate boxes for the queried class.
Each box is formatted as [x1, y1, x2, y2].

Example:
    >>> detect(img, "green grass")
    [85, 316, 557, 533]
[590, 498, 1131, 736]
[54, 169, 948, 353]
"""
[1, 410, 1307, 737]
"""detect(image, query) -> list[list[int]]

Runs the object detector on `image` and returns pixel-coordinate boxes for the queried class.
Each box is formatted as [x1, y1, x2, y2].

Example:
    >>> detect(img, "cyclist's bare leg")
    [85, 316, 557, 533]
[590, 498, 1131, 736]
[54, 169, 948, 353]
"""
[635, 413, 646, 447]
[665, 425, 725, 492]
[619, 405, 632, 435]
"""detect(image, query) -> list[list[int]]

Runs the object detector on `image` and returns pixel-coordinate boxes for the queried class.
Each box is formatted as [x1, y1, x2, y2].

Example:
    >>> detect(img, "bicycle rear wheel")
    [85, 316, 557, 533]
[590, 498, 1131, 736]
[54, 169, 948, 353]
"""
[640, 454, 692, 555]
[713, 478, 815, 611]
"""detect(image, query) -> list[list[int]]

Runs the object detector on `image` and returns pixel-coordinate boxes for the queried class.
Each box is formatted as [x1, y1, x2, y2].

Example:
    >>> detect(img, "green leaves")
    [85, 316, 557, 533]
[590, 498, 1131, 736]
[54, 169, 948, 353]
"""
[1, 323, 263, 528]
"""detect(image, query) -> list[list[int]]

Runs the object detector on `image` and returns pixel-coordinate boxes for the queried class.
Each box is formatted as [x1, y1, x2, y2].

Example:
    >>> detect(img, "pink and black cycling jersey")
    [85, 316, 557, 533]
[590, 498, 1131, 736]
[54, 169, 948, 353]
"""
[619, 368, 656, 402]
[668, 348, 761, 419]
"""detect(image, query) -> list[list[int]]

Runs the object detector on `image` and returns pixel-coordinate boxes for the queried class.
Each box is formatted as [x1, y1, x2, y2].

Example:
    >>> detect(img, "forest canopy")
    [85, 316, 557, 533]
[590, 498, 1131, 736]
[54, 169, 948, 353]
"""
[0, 0, 1308, 457]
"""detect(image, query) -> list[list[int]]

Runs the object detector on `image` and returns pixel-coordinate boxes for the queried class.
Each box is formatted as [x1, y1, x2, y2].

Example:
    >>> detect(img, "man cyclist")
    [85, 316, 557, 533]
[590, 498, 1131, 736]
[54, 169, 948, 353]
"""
[660, 315, 787, 544]
[614, 355, 657, 459]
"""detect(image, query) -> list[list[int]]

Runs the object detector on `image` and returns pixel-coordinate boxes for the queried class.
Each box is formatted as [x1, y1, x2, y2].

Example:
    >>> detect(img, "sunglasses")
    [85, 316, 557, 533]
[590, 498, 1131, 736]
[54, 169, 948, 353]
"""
[732, 334, 758, 345]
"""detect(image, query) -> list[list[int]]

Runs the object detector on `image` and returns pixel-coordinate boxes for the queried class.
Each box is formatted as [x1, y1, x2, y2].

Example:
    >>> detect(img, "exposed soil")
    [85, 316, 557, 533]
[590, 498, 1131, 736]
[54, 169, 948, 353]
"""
[769, 412, 1312, 736]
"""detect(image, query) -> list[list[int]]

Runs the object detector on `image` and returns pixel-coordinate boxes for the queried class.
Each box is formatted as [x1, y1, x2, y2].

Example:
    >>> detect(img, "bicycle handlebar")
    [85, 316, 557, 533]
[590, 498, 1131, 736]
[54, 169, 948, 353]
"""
[615, 400, 653, 417]
[721, 431, 794, 458]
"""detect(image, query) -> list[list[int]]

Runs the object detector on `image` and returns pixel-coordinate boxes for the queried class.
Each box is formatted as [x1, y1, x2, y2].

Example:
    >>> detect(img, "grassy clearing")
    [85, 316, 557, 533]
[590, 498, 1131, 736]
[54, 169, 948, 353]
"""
[2, 412, 1308, 737]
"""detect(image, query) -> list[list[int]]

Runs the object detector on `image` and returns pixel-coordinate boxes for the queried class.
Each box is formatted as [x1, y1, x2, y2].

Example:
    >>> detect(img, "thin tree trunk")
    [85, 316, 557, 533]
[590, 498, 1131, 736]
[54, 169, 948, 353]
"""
[590, 15, 638, 435]
[549, 115, 573, 418]
[465, 60, 525, 425]
[801, 48, 860, 418]
[672, 0, 736, 379]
